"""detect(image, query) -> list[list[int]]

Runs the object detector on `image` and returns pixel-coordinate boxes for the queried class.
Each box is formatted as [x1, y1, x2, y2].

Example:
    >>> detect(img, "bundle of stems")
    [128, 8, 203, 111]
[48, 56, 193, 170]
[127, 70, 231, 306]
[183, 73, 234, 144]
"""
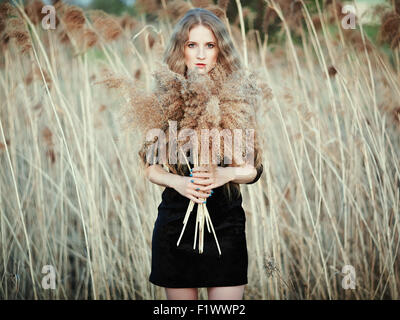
[176, 146, 222, 255]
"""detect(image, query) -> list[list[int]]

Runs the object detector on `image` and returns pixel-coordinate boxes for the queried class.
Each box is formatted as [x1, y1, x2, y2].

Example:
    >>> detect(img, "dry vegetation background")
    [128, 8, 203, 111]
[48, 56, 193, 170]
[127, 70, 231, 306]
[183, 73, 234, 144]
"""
[0, 0, 399, 299]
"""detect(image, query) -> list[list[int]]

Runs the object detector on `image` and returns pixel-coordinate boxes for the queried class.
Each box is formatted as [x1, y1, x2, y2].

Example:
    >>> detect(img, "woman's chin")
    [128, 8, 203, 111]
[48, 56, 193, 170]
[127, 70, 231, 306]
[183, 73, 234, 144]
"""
[195, 67, 206, 74]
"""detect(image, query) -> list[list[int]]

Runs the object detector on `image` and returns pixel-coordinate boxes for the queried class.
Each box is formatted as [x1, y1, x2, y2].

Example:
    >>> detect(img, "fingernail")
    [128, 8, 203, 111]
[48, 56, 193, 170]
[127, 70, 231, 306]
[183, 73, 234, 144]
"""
[208, 194, 212, 197]
[211, 190, 214, 194]
[189, 173, 192, 176]
[203, 201, 206, 203]
[196, 188, 200, 190]
[190, 179, 194, 183]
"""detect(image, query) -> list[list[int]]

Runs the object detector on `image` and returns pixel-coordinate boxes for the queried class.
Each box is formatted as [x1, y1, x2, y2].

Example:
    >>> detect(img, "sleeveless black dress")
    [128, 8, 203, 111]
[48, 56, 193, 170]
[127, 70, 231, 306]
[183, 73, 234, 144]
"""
[149, 162, 263, 288]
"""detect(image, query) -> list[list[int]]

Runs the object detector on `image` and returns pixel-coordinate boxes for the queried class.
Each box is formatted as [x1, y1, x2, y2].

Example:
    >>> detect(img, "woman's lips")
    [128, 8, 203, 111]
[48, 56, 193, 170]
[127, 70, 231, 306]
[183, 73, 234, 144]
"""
[195, 63, 206, 68]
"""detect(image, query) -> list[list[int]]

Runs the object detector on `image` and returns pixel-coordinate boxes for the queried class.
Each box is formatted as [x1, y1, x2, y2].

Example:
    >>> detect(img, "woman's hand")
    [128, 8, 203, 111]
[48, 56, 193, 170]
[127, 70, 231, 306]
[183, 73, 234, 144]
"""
[172, 174, 212, 205]
[191, 166, 233, 192]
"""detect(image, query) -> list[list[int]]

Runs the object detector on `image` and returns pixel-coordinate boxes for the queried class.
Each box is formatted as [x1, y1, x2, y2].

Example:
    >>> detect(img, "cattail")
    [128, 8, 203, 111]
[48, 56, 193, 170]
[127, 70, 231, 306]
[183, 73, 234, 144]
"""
[80, 28, 98, 50]
[204, 5, 226, 20]
[166, 0, 192, 21]
[262, 6, 278, 33]
[42, 126, 56, 163]
[33, 103, 42, 111]
[378, 11, 400, 46]
[58, 29, 71, 44]
[135, 0, 161, 14]
[0, 19, 5, 34]
[5, 17, 32, 55]
[192, 0, 212, 8]
[327, 0, 345, 24]
[63, 5, 86, 32]
[42, 126, 53, 147]
[147, 33, 155, 48]
[395, 0, 400, 15]
[46, 148, 56, 164]
[328, 65, 337, 77]
[134, 69, 141, 80]
[24, 65, 52, 89]
[258, 80, 273, 102]
[119, 13, 138, 31]
[94, 70, 165, 137]
[0, 2, 18, 18]
[218, 0, 230, 12]
[391, 34, 400, 49]
[311, 14, 321, 31]
[90, 11, 123, 42]
[24, 0, 44, 25]
[0, 33, 10, 54]
[95, 74, 126, 90]
[343, 28, 373, 52]
[392, 107, 400, 127]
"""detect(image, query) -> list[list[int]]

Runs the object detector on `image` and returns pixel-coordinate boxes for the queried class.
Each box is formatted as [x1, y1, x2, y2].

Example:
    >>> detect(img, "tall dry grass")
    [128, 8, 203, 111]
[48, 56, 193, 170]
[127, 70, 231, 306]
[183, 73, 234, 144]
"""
[0, 0, 399, 299]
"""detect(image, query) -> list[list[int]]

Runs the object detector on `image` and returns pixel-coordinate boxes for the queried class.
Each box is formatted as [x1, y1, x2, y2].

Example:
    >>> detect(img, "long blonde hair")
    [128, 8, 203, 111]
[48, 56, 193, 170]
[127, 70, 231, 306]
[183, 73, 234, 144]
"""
[163, 8, 242, 76]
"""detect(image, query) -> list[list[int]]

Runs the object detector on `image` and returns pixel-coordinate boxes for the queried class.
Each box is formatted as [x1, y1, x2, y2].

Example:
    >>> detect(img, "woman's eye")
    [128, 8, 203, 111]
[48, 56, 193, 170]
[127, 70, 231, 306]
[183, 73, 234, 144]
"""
[207, 43, 215, 49]
[188, 43, 195, 48]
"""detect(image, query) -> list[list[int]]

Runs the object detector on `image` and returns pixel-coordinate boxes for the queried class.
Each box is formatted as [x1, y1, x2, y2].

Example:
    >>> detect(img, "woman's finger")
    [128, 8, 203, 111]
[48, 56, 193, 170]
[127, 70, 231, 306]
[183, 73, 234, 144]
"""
[191, 172, 212, 178]
[193, 185, 214, 193]
[191, 166, 210, 172]
[190, 178, 214, 185]
[191, 189, 211, 199]
[187, 194, 205, 204]
[202, 184, 216, 191]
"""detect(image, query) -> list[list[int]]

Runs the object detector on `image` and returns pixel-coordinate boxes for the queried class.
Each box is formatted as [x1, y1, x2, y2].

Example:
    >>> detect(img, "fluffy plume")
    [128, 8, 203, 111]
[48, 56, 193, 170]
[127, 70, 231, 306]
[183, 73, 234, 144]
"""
[342, 28, 374, 52]
[378, 11, 400, 49]
[4, 17, 32, 55]
[0, 2, 18, 18]
[136, 0, 162, 15]
[62, 5, 86, 32]
[203, 4, 227, 20]
[90, 10, 124, 42]
[119, 13, 139, 31]
[24, 0, 44, 25]
[265, 0, 304, 36]
[218, 0, 230, 12]
[93, 69, 164, 136]
[166, 0, 192, 21]
[80, 28, 98, 50]
[192, 0, 213, 8]
[24, 65, 52, 89]
[95, 62, 271, 175]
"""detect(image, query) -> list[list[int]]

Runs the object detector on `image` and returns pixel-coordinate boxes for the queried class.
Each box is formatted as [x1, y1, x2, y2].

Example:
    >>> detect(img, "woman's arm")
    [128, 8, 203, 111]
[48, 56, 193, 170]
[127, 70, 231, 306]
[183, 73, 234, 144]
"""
[145, 164, 212, 204]
[225, 163, 263, 184]
[198, 163, 263, 191]
[145, 164, 178, 188]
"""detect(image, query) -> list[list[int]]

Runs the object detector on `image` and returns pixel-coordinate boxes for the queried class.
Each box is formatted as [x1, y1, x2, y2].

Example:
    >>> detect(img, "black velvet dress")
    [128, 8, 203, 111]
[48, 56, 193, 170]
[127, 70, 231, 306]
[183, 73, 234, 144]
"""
[149, 162, 264, 288]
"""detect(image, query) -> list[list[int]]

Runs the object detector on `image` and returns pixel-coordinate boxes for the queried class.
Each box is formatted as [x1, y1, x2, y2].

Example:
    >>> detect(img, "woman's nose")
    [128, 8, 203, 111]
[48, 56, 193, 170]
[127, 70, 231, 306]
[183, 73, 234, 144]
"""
[196, 47, 205, 60]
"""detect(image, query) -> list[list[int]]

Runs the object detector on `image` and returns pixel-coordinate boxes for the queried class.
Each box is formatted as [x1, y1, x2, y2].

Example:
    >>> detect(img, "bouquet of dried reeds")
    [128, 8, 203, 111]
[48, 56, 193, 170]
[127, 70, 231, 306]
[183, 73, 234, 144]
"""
[176, 145, 221, 255]
[96, 62, 272, 255]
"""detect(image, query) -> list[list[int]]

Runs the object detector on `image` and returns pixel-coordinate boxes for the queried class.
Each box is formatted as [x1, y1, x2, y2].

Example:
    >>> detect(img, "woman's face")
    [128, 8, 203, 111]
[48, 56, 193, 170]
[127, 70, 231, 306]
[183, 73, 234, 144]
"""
[184, 24, 219, 75]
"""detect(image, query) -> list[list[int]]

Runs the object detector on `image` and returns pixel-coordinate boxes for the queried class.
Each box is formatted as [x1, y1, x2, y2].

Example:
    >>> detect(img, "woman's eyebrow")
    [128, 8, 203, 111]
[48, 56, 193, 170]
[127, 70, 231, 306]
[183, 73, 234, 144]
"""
[185, 40, 216, 44]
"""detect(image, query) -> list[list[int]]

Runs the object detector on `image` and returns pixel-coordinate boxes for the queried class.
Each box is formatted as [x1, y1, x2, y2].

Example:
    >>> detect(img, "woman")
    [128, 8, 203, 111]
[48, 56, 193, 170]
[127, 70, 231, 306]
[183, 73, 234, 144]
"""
[143, 8, 264, 300]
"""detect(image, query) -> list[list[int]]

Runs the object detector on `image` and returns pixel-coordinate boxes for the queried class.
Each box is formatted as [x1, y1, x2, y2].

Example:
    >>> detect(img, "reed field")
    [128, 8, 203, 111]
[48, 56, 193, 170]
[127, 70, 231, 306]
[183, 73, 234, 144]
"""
[0, 0, 399, 299]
